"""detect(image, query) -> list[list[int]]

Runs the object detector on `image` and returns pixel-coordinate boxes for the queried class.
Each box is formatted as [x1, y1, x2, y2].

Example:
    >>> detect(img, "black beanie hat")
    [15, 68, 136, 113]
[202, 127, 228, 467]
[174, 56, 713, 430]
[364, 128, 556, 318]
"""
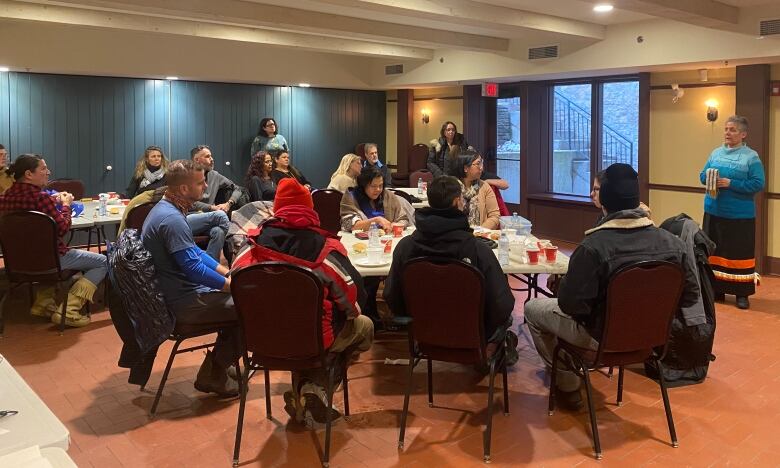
[599, 163, 639, 213]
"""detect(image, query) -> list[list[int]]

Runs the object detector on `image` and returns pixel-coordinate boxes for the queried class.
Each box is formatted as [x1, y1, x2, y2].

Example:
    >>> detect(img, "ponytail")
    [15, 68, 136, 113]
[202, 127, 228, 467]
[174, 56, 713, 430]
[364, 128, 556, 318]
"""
[7, 154, 43, 180]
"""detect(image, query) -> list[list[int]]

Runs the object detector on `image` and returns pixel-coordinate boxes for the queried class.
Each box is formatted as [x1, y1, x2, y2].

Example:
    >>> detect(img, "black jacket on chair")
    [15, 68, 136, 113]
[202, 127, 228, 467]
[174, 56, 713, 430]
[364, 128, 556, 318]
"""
[383, 207, 514, 339]
[558, 208, 700, 340]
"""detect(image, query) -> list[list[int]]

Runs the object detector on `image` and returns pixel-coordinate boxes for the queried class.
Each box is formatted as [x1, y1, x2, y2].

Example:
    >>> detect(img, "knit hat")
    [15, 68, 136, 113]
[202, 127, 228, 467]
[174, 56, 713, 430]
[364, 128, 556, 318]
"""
[274, 178, 313, 210]
[599, 163, 639, 213]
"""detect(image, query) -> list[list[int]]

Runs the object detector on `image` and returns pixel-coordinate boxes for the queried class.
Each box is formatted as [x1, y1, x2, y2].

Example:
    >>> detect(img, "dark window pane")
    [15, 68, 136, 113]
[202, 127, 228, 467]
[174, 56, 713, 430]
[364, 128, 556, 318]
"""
[552, 84, 591, 196]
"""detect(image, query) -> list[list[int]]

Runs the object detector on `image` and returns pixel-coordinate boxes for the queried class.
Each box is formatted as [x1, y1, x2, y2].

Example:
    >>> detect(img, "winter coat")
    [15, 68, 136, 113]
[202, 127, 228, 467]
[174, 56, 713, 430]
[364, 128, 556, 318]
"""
[427, 135, 469, 178]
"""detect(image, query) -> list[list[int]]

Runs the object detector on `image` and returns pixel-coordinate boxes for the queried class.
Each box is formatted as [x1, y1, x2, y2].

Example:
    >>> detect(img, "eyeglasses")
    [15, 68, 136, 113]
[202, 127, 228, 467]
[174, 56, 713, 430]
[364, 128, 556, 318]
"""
[265, 123, 276, 127]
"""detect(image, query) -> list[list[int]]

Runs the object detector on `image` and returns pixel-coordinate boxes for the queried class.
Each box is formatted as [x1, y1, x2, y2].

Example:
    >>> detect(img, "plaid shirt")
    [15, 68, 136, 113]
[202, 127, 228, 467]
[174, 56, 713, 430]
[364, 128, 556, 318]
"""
[0, 182, 72, 255]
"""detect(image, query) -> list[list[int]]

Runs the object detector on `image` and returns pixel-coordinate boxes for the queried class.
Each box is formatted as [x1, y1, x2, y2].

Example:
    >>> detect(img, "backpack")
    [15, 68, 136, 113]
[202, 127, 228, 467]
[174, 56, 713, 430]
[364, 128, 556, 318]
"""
[646, 214, 717, 387]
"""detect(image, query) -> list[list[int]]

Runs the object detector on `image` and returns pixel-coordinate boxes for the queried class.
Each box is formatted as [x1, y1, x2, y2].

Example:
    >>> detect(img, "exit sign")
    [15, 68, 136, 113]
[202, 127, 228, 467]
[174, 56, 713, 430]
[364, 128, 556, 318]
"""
[481, 82, 499, 97]
[772, 81, 780, 97]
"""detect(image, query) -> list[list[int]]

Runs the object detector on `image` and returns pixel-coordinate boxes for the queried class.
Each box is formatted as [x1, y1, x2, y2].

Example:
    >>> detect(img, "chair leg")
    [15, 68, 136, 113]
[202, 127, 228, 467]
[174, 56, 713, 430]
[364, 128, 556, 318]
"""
[232, 360, 251, 467]
[656, 359, 679, 448]
[342, 360, 350, 417]
[57, 283, 67, 335]
[502, 358, 510, 416]
[0, 291, 7, 338]
[548, 345, 561, 416]
[150, 340, 183, 416]
[322, 365, 336, 468]
[616, 366, 625, 406]
[582, 367, 602, 460]
[484, 359, 498, 463]
[427, 358, 433, 407]
[607, 366, 614, 378]
[398, 356, 417, 449]
[264, 368, 272, 420]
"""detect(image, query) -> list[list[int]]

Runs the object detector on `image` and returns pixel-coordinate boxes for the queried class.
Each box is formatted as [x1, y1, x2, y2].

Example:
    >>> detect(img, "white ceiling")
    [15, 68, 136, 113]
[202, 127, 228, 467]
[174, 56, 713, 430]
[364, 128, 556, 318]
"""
[473, 0, 653, 25]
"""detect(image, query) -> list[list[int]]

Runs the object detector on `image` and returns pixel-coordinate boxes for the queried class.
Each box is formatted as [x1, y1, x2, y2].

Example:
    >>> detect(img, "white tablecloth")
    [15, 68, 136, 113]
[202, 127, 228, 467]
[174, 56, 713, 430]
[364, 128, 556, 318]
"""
[70, 200, 126, 229]
[0, 355, 70, 456]
[339, 230, 569, 277]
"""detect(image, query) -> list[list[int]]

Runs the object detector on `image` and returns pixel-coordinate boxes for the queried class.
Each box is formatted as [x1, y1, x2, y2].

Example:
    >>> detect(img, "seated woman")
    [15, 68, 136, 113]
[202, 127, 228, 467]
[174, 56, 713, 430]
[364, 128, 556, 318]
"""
[448, 150, 500, 230]
[126, 145, 168, 198]
[340, 166, 409, 232]
[327, 153, 362, 193]
[245, 151, 276, 202]
[270, 150, 311, 190]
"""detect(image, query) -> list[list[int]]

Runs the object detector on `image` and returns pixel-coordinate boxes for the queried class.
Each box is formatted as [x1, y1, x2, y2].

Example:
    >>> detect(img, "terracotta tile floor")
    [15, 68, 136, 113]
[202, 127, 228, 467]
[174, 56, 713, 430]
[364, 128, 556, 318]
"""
[1, 243, 779, 467]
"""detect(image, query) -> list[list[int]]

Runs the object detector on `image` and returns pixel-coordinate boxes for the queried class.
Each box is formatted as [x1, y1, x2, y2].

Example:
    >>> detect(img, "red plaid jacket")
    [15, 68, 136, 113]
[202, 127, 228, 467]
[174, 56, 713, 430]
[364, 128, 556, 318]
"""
[0, 182, 72, 255]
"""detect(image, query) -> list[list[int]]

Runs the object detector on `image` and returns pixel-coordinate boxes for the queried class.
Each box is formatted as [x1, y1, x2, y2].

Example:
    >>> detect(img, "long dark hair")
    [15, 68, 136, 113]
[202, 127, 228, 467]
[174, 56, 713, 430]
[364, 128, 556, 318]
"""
[447, 150, 481, 181]
[272, 150, 304, 182]
[6, 153, 43, 180]
[352, 166, 384, 216]
[245, 151, 273, 185]
[439, 120, 464, 146]
[257, 117, 278, 137]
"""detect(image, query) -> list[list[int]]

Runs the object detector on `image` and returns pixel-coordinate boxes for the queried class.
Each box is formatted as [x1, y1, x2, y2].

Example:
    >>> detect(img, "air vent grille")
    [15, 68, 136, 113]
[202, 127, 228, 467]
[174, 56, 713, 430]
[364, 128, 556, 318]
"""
[528, 45, 558, 60]
[385, 64, 404, 75]
[760, 19, 780, 36]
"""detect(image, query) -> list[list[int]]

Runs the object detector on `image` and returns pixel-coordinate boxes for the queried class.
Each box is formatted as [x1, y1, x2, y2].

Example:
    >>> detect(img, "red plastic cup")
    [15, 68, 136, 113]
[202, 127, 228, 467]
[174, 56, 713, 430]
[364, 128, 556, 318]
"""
[121, 199, 130, 206]
[545, 245, 558, 263]
[384, 238, 393, 254]
[392, 223, 404, 238]
[527, 248, 540, 265]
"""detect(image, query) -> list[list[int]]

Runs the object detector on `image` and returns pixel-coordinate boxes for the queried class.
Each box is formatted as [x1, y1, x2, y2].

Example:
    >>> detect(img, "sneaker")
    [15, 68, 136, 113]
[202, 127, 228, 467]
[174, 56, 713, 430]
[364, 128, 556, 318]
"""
[555, 387, 583, 411]
[50, 312, 90, 328]
[736, 296, 750, 310]
[194, 351, 239, 397]
[300, 382, 341, 426]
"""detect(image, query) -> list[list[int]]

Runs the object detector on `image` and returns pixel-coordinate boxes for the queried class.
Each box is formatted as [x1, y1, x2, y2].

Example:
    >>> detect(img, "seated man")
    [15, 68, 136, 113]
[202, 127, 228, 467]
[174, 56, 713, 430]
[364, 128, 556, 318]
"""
[0, 154, 107, 327]
[232, 178, 373, 426]
[524, 163, 699, 410]
[141, 159, 239, 396]
[362, 142, 392, 188]
[187, 145, 242, 261]
[383, 175, 517, 360]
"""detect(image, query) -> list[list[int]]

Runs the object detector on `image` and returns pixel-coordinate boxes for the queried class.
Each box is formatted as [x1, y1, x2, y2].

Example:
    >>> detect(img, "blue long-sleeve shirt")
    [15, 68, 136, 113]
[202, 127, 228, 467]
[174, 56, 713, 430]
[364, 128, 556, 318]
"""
[172, 247, 226, 291]
[699, 144, 765, 219]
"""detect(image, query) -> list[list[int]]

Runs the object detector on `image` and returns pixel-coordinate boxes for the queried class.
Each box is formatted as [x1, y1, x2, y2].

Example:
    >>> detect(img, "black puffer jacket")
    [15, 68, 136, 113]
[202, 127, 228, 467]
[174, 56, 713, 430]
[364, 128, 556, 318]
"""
[383, 207, 514, 338]
[558, 208, 700, 339]
[427, 135, 469, 178]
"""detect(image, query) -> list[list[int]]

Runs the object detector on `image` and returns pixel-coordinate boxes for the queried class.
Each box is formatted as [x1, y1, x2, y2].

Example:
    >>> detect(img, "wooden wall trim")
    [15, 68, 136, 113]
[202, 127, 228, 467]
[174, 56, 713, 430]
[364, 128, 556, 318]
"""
[766, 256, 780, 276]
[396, 89, 414, 175]
[736, 64, 770, 275]
[649, 82, 736, 90]
[386, 96, 462, 103]
[648, 183, 706, 194]
[639, 73, 650, 204]
[768, 193, 780, 200]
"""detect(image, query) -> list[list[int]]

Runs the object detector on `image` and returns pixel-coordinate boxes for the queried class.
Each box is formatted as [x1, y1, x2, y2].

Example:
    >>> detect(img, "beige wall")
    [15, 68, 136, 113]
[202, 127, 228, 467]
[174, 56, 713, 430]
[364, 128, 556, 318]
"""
[768, 66, 780, 258]
[385, 87, 463, 166]
[649, 190, 704, 229]
[769, 200, 780, 258]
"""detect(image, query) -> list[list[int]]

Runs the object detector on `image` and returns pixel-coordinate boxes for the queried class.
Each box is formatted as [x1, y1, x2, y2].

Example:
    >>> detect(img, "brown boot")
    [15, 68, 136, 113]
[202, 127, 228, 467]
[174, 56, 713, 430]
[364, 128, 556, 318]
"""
[194, 350, 239, 397]
[30, 286, 59, 318]
[51, 278, 95, 328]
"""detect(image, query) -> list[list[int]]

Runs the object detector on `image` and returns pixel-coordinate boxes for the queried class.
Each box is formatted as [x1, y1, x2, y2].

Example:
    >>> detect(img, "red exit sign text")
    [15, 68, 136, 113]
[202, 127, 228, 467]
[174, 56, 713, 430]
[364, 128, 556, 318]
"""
[481, 82, 499, 97]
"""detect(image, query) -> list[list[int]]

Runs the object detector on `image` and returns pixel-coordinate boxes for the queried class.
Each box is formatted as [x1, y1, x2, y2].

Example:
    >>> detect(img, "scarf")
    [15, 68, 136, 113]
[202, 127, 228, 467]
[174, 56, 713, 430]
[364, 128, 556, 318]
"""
[462, 179, 481, 227]
[140, 164, 165, 189]
[163, 192, 193, 215]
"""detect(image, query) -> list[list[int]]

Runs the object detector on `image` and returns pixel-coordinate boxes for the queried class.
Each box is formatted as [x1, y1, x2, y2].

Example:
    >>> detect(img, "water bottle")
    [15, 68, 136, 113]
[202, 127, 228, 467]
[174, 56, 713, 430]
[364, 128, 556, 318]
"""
[368, 222, 380, 248]
[512, 211, 520, 226]
[98, 193, 108, 217]
[417, 177, 423, 195]
[498, 232, 510, 266]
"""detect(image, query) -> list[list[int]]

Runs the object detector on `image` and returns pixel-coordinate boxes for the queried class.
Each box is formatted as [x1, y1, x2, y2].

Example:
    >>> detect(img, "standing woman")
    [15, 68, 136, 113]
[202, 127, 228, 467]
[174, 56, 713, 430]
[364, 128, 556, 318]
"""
[428, 121, 469, 178]
[270, 150, 311, 190]
[699, 115, 765, 310]
[245, 151, 276, 201]
[327, 153, 362, 193]
[126, 145, 168, 198]
[250, 117, 288, 158]
[448, 150, 500, 230]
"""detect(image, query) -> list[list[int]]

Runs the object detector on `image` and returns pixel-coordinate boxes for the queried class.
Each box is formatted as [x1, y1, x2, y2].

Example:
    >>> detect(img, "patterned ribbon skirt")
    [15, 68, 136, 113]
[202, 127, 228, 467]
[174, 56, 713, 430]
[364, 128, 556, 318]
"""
[703, 213, 757, 297]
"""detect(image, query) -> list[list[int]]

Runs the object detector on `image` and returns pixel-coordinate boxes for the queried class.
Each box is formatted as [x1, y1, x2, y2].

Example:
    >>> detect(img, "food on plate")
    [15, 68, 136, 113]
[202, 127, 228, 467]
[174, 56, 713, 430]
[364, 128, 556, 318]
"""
[353, 242, 367, 254]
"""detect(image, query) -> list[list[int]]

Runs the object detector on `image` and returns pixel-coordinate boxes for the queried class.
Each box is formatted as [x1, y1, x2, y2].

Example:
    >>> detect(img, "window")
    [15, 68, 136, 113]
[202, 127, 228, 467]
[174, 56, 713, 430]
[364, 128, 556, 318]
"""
[552, 84, 592, 195]
[550, 80, 639, 196]
[602, 81, 639, 170]
[496, 97, 521, 204]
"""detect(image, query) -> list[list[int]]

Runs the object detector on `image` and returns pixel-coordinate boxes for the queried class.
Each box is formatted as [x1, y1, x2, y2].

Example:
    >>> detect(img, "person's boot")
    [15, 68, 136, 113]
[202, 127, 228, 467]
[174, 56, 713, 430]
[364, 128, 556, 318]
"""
[300, 381, 341, 427]
[51, 278, 95, 328]
[30, 286, 59, 318]
[194, 350, 239, 397]
[714, 292, 726, 302]
[736, 296, 750, 310]
[555, 386, 583, 411]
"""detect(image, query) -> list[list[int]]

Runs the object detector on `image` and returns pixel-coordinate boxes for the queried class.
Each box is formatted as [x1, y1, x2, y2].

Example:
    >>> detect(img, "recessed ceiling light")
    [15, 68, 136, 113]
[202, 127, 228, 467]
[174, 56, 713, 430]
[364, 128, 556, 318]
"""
[298, 83, 311, 88]
[165, 76, 178, 80]
[0, 67, 9, 72]
[593, 4, 614, 12]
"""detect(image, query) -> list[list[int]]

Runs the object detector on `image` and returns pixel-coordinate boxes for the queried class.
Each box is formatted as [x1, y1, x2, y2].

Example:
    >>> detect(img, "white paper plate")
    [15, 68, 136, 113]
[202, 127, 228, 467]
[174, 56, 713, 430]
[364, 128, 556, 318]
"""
[354, 258, 391, 267]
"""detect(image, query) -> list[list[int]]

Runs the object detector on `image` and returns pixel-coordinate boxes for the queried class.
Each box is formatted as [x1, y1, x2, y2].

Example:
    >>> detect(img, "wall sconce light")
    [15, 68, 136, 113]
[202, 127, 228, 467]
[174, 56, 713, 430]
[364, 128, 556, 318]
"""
[705, 99, 719, 122]
[421, 109, 430, 124]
